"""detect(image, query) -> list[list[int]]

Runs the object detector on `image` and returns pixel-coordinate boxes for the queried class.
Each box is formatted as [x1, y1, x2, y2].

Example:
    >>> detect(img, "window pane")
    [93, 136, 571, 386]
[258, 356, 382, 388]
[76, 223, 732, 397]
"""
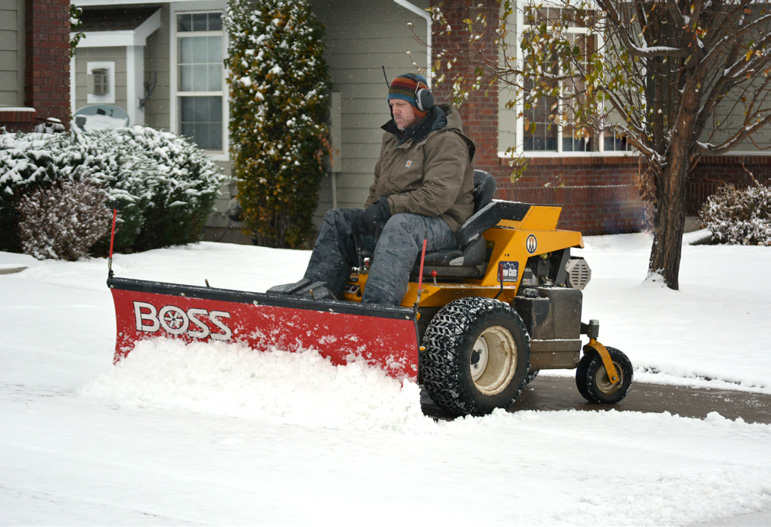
[192, 13, 208, 31]
[206, 65, 220, 91]
[179, 65, 193, 91]
[192, 37, 207, 61]
[179, 38, 193, 64]
[177, 14, 192, 32]
[563, 133, 592, 152]
[604, 131, 629, 151]
[209, 96, 222, 121]
[191, 66, 206, 91]
[180, 96, 222, 150]
[207, 36, 222, 63]
[208, 13, 222, 31]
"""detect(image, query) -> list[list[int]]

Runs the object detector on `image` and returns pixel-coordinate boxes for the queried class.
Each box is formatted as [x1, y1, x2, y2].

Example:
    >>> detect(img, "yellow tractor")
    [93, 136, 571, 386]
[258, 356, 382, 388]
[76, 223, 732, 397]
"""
[339, 170, 633, 415]
[108, 170, 632, 417]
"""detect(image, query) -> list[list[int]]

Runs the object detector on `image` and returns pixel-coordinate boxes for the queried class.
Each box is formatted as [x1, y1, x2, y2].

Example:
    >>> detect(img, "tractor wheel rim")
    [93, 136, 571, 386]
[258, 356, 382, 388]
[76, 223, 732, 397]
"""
[597, 361, 623, 394]
[470, 335, 490, 382]
[471, 326, 517, 396]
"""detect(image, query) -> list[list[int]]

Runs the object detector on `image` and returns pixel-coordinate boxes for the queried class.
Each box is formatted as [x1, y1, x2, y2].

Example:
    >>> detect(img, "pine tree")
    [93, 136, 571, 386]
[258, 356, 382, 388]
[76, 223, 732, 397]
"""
[225, 0, 332, 248]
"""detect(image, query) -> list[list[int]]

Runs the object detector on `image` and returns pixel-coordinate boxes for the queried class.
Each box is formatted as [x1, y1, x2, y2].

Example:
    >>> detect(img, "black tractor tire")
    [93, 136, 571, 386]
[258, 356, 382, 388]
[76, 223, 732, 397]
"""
[575, 346, 633, 404]
[524, 369, 539, 386]
[420, 296, 530, 416]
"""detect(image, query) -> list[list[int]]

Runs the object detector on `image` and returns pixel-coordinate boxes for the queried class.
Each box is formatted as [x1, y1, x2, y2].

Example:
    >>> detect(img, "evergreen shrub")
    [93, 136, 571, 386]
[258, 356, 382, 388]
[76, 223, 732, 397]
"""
[226, 0, 332, 248]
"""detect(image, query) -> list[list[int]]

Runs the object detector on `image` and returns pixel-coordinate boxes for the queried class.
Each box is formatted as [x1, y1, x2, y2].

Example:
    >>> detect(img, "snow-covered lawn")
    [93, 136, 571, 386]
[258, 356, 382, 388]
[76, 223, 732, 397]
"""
[1, 232, 769, 526]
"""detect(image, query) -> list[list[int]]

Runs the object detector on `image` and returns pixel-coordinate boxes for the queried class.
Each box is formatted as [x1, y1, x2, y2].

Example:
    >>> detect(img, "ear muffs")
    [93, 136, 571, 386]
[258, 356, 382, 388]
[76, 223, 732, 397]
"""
[415, 86, 434, 111]
[403, 73, 433, 112]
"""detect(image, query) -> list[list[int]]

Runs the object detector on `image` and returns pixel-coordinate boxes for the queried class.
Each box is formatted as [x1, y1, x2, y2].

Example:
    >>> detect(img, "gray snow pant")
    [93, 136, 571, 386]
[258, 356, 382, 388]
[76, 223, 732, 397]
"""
[303, 208, 458, 305]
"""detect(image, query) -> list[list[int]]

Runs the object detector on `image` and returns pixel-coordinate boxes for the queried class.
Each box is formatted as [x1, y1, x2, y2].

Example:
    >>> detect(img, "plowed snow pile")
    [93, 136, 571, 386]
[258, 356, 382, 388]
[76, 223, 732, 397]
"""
[83, 338, 429, 432]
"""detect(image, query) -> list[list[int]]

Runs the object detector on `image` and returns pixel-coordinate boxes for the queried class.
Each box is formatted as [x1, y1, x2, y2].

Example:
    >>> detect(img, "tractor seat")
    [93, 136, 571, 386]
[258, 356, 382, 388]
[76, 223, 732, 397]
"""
[410, 170, 502, 280]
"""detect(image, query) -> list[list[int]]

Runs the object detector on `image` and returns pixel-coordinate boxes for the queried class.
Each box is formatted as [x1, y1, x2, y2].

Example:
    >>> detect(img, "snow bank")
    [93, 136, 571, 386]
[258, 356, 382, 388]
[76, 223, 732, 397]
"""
[82, 338, 430, 433]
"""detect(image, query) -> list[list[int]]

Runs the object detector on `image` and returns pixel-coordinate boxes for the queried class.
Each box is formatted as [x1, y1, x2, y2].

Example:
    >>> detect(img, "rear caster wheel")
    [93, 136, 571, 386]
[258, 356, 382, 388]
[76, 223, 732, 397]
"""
[576, 346, 633, 404]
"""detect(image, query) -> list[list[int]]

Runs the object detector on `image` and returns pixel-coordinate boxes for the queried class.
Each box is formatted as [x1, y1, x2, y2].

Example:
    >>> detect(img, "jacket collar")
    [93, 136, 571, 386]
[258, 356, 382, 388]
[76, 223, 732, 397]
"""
[382, 106, 447, 145]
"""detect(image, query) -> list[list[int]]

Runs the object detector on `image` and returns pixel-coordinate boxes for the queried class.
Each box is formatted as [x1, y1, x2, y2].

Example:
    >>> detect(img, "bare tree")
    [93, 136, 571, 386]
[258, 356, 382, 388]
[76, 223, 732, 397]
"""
[431, 0, 770, 289]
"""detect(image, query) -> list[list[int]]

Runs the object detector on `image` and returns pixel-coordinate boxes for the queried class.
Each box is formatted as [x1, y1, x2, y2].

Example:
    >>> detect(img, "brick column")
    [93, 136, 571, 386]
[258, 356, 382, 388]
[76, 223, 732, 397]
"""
[431, 0, 499, 172]
[0, 0, 71, 132]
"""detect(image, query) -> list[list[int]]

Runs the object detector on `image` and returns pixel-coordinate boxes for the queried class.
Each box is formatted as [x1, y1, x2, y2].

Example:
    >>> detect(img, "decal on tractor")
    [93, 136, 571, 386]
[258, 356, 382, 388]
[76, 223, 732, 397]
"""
[133, 301, 233, 341]
[498, 261, 519, 282]
[526, 234, 538, 254]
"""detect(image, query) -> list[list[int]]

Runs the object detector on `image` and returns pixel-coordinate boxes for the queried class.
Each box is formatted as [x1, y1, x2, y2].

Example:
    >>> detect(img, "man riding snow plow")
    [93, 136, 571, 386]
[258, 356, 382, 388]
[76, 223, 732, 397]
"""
[108, 73, 633, 416]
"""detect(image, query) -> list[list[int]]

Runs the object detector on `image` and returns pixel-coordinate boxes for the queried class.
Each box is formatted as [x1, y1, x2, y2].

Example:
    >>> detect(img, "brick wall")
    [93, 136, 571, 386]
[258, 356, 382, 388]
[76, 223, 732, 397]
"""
[492, 156, 646, 235]
[430, 0, 499, 170]
[0, 0, 70, 132]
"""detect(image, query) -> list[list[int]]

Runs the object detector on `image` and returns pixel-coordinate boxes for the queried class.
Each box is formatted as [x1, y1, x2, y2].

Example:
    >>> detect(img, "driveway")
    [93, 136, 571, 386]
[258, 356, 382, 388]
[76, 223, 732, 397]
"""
[422, 375, 771, 424]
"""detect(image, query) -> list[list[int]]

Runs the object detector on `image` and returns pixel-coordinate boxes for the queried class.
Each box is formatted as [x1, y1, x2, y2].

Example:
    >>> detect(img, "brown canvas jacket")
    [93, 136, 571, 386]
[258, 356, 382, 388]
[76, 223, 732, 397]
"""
[365, 104, 475, 232]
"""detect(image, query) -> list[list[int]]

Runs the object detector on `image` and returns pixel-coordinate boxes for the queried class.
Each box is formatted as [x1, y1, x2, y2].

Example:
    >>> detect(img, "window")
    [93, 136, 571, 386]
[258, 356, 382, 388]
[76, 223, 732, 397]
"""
[86, 62, 116, 104]
[519, 4, 628, 154]
[176, 12, 224, 151]
[90, 69, 109, 96]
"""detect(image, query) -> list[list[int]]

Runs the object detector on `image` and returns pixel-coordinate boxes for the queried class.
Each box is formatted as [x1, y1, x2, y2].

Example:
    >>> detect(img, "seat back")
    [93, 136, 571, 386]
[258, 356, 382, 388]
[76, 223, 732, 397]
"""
[454, 170, 501, 249]
[472, 170, 496, 212]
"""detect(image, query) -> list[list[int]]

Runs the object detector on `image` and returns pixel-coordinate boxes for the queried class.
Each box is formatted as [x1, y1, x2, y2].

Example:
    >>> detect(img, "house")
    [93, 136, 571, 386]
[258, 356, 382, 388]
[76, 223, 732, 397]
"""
[4, 0, 767, 244]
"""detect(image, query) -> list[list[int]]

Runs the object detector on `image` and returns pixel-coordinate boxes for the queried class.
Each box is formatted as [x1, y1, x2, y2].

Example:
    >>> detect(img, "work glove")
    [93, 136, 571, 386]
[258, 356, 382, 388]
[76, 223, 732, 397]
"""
[356, 195, 391, 237]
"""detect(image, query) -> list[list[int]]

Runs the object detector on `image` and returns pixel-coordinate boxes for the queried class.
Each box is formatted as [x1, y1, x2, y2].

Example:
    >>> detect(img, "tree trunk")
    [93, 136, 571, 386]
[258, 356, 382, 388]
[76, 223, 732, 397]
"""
[648, 160, 687, 290]
[648, 80, 702, 290]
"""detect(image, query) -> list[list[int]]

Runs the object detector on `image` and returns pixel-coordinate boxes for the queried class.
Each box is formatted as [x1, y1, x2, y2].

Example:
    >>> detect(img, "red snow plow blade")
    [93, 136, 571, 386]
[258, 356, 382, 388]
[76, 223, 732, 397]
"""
[108, 276, 420, 381]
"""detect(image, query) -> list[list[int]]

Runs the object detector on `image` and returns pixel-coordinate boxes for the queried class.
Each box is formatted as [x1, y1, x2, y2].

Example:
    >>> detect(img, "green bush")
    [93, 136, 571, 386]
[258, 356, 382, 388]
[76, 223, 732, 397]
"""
[225, 0, 332, 248]
[699, 182, 770, 246]
[0, 126, 225, 255]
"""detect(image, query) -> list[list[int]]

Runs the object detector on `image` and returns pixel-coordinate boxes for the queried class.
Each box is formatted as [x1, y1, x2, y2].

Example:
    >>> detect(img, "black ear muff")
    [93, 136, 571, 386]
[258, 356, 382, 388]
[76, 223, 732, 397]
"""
[415, 87, 434, 111]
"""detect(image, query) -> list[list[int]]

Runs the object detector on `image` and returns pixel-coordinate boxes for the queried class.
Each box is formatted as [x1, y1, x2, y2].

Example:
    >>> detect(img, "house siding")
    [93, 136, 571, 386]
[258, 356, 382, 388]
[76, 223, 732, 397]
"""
[313, 0, 431, 217]
[142, 5, 171, 131]
[73, 48, 128, 110]
[0, 0, 24, 108]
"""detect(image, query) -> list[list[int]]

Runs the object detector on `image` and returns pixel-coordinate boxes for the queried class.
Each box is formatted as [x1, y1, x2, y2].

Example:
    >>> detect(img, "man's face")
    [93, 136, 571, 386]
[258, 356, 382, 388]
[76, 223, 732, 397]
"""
[390, 99, 419, 130]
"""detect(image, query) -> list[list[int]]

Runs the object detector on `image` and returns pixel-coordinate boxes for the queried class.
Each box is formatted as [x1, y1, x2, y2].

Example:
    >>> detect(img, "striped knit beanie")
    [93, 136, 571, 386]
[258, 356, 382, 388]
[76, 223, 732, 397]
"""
[388, 73, 431, 118]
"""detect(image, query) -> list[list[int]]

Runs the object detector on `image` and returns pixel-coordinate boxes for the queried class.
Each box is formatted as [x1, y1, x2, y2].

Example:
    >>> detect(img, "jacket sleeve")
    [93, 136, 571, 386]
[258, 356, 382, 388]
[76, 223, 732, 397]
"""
[363, 141, 386, 208]
[387, 131, 470, 217]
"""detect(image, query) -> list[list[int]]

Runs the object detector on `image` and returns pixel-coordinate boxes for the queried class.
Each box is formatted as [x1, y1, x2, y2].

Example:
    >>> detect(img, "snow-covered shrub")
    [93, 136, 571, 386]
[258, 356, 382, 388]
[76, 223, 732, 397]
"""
[90, 127, 225, 253]
[17, 180, 110, 261]
[0, 127, 225, 255]
[225, 0, 331, 248]
[699, 182, 770, 245]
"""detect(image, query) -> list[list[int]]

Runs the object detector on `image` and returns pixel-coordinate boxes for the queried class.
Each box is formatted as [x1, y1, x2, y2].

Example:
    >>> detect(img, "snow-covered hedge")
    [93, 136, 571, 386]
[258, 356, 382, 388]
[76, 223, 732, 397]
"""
[699, 182, 770, 246]
[0, 127, 226, 255]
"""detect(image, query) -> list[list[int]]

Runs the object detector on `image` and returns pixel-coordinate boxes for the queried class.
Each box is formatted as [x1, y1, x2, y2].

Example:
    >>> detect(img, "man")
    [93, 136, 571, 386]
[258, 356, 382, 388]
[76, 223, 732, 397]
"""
[301, 73, 476, 305]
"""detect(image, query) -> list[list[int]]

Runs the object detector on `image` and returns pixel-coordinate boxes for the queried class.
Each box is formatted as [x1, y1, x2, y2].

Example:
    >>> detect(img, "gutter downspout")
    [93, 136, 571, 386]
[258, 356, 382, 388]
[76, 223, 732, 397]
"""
[393, 0, 432, 87]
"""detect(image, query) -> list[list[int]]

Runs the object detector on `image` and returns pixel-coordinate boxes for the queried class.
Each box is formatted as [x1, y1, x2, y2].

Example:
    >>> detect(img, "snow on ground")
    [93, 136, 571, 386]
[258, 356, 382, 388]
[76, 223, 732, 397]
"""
[1, 233, 770, 526]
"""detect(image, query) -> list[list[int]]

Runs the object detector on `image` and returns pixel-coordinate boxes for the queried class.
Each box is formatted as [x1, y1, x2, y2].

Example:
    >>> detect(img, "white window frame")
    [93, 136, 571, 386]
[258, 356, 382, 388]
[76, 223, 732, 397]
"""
[170, 2, 228, 160]
[512, 0, 630, 158]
